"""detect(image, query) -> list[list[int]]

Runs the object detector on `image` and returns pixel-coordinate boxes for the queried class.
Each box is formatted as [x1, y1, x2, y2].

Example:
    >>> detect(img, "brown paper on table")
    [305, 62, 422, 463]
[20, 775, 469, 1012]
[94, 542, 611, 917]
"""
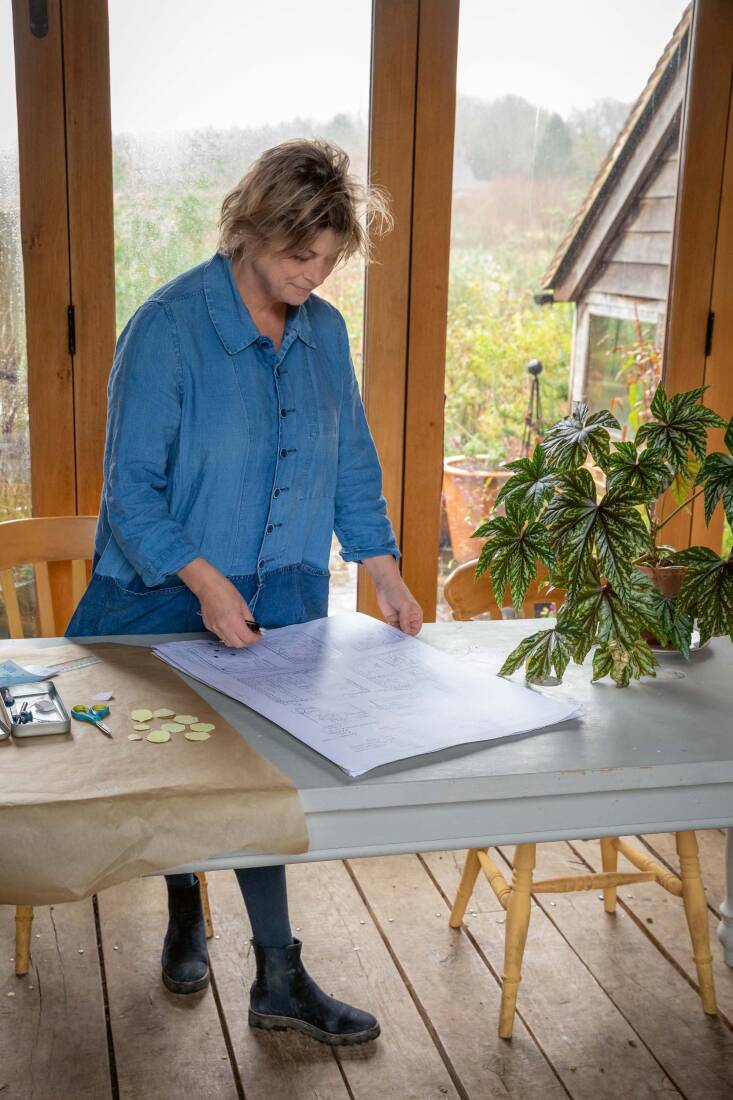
[0, 643, 309, 905]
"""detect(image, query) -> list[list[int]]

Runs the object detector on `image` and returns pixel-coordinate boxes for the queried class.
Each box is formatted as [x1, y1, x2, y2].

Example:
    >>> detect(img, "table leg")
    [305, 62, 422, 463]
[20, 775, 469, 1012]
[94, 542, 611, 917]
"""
[676, 830, 717, 1015]
[449, 849, 481, 928]
[600, 836, 618, 913]
[15, 906, 33, 976]
[499, 842, 536, 1040]
[718, 827, 733, 967]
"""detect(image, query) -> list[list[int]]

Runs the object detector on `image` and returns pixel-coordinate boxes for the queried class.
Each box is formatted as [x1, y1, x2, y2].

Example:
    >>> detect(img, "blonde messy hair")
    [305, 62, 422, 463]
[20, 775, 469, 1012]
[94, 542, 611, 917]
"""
[217, 139, 392, 265]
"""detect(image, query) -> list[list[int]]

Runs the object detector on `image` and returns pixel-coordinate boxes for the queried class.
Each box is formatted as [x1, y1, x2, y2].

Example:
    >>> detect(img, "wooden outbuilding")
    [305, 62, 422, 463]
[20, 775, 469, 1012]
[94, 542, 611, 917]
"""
[542, 9, 690, 423]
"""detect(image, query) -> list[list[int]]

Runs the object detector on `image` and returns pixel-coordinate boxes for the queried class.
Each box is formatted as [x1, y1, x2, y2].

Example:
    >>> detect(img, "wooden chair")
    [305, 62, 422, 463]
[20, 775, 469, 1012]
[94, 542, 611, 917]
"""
[0, 516, 214, 977]
[442, 556, 717, 1038]
[443, 559, 561, 621]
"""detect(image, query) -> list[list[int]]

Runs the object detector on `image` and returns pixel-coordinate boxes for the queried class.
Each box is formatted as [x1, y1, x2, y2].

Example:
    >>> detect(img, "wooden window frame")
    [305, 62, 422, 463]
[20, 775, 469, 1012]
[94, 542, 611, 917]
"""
[12, 0, 115, 623]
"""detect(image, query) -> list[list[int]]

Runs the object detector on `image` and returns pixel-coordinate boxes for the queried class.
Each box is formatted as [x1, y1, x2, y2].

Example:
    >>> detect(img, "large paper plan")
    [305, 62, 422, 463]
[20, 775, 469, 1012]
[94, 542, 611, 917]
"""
[154, 613, 580, 777]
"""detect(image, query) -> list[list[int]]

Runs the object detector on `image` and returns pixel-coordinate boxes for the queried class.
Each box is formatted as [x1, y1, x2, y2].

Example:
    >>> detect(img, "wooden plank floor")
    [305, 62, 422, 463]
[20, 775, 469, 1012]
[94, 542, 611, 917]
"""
[2, 830, 733, 1099]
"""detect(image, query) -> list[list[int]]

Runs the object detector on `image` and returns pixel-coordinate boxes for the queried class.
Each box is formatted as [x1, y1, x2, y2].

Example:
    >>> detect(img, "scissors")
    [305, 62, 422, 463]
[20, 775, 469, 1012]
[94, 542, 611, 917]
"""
[71, 703, 114, 738]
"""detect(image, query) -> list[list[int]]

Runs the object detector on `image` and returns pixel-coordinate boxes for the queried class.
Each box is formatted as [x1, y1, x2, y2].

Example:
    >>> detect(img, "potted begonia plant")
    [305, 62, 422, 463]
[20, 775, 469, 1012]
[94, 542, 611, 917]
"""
[472, 385, 733, 686]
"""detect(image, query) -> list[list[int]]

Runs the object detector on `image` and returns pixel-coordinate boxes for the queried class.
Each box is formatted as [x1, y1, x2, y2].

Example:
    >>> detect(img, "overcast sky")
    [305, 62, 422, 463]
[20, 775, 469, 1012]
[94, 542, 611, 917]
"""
[1, 0, 689, 149]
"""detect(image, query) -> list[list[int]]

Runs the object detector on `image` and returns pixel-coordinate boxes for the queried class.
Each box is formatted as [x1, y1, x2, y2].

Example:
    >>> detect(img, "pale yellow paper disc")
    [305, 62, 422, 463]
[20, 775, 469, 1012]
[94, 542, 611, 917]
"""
[161, 721, 186, 733]
[133, 723, 150, 731]
[184, 729, 211, 742]
[130, 708, 153, 722]
[153, 708, 175, 718]
[190, 722, 215, 733]
[146, 729, 171, 743]
[128, 733, 143, 741]
[174, 714, 198, 725]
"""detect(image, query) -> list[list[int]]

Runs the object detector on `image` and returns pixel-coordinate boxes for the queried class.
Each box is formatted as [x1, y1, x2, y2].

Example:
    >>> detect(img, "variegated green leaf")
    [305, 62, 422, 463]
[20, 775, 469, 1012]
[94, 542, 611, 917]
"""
[605, 442, 672, 497]
[494, 445, 557, 520]
[542, 403, 619, 472]
[591, 638, 656, 686]
[543, 472, 650, 600]
[636, 384, 726, 478]
[498, 623, 579, 683]
[474, 503, 554, 613]
[673, 546, 733, 644]
[568, 565, 638, 648]
[629, 569, 693, 657]
[697, 426, 733, 526]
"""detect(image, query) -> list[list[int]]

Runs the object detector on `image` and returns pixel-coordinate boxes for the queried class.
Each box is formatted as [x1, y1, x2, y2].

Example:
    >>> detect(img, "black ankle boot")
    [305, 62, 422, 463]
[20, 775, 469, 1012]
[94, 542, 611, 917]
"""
[249, 938, 380, 1045]
[161, 878, 210, 994]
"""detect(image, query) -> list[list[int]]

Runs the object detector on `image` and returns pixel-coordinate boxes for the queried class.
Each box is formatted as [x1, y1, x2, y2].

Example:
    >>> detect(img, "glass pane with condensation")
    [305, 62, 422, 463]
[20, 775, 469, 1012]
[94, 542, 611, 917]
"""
[108, 0, 372, 614]
[0, 0, 35, 638]
[438, 0, 691, 622]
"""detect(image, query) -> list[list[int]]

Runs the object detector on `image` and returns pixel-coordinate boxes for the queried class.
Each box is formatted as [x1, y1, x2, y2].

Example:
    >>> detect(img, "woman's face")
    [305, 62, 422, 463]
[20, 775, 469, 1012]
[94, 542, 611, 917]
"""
[251, 228, 345, 307]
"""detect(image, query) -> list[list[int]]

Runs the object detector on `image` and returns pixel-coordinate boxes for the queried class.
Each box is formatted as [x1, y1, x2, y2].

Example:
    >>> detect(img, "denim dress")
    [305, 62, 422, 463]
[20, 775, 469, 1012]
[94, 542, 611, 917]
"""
[67, 252, 400, 638]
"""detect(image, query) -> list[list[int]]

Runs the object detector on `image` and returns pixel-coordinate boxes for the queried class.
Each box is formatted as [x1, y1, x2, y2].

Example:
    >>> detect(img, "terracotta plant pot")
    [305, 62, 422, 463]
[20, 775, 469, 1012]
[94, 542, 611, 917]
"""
[442, 455, 511, 564]
[637, 564, 687, 648]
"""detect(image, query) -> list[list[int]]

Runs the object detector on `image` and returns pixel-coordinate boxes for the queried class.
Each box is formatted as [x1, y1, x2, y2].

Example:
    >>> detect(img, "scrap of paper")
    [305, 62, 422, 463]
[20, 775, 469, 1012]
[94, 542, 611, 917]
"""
[0, 660, 56, 687]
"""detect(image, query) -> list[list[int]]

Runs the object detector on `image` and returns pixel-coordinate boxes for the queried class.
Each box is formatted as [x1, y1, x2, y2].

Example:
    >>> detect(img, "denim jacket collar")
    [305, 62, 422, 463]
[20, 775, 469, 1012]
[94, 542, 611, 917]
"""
[204, 252, 316, 355]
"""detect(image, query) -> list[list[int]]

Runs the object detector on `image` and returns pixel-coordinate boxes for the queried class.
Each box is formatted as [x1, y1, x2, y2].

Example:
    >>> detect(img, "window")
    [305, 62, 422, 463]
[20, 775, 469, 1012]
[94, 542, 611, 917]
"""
[438, 0, 690, 618]
[108, 0, 372, 611]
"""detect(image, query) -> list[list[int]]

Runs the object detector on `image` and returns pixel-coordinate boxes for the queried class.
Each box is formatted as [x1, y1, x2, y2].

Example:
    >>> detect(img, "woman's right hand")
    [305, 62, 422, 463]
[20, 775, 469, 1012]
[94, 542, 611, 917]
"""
[179, 558, 261, 648]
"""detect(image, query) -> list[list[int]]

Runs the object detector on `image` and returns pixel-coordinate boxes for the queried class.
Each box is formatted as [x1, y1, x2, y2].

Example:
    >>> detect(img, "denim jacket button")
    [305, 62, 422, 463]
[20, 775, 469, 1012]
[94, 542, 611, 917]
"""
[273, 489, 280, 497]
[258, 558, 265, 569]
[266, 524, 274, 533]
[280, 448, 287, 458]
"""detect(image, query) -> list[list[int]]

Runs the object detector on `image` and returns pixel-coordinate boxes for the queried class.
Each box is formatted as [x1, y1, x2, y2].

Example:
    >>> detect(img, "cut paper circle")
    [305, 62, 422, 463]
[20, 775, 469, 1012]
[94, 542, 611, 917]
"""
[146, 729, 171, 743]
[152, 708, 175, 718]
[184, 729, 211, 742]
[161, 721, 186, 733]
[133, 723, 150, 732]
[128, 733, 143, 741]
[190, 723, 215, 733]
[174, 715, 198, 725]
[130, 708, 153, 722]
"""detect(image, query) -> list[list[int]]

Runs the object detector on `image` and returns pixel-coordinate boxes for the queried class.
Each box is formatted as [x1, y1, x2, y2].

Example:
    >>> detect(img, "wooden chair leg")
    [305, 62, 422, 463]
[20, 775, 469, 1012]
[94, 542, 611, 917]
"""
[676, 831, 717, 1015]
[15, 905, 34, 976]
[196, 872, 214, 939]
[499, 842, 536, 1040]
[449, 849, 482, 928]
[600, 837, 618, 913]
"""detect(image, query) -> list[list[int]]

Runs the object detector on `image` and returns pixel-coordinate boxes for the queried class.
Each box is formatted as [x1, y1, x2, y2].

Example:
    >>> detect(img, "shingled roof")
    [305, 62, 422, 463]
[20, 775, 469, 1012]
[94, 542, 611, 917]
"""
[542, 5, 691, 299]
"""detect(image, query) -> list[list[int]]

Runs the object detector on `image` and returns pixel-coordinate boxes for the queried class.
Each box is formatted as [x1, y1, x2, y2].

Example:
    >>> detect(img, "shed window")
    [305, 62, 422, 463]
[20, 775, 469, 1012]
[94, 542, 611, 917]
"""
[586, 314, 657, 431]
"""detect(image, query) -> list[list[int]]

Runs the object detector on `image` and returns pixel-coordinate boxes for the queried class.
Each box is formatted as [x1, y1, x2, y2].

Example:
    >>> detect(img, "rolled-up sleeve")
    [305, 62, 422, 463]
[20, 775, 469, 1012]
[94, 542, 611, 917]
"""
[333, 317, 401, 565]
[104, 301, 200, 586]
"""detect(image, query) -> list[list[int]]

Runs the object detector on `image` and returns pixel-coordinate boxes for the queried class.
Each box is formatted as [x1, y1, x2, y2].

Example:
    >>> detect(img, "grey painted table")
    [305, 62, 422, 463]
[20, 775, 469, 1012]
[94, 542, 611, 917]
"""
[10, 621, 733, 958]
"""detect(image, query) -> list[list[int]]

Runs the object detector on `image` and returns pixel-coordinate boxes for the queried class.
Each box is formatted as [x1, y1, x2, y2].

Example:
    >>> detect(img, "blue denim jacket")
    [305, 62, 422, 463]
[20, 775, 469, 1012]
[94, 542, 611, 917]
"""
[92, 252, 400, 588]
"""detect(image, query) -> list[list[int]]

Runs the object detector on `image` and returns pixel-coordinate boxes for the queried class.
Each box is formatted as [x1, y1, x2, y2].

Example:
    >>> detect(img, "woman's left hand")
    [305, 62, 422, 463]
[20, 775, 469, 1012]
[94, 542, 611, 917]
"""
[374, 578, 423, 636]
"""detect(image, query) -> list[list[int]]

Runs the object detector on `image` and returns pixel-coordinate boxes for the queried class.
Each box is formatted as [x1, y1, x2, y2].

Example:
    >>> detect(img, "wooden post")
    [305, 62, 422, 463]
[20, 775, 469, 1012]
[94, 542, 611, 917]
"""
[400, 0, 459, 622]
[661, 0, 733, 551]
[360, 0, 419, 620]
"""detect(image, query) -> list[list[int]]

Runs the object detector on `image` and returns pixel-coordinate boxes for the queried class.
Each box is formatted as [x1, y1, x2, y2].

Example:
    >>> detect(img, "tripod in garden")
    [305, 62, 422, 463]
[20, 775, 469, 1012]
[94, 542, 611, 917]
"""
[521, 358, 544, 457]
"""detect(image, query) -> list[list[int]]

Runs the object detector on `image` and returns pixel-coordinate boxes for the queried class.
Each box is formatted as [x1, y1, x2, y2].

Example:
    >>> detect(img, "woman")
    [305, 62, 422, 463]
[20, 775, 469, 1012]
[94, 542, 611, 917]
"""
[67, 139, 423, 1045]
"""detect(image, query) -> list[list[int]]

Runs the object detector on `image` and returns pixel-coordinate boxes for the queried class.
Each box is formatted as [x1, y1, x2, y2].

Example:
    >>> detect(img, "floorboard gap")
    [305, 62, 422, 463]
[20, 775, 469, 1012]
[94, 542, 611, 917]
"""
[208, 959, 246, 1100]
[416, 852, 573, 1100]
[332, 1048, 357, 1100]
[343, 858, 472, 1100]
[92, 892, 121, 1100]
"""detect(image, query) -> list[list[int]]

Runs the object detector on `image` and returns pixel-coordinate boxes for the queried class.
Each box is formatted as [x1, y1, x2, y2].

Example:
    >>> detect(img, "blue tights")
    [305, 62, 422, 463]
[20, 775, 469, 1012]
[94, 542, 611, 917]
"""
[166, 867, 293, 948]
